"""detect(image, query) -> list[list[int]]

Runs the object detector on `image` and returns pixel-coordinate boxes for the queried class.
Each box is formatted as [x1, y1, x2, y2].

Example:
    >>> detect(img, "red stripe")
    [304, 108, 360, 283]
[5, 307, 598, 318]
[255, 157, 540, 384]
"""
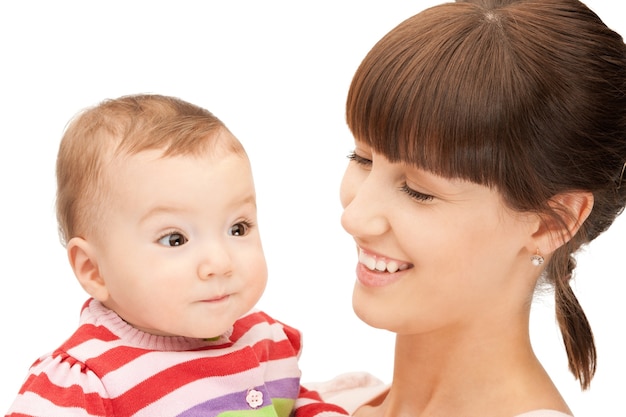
[230, 311, 302, 354]
[298, 386, 324, 401]
[85, 346, 150, 376]
[296, 386, 349, 415]
[296, 402, 349, 416]
[229, 311, 271, 342]
[279, 321, 302, 354]
[60, 324, 120, 351]
[250, 338, 298, 362]
[17, 373, 39, 395]
[17, 372, 112, 416]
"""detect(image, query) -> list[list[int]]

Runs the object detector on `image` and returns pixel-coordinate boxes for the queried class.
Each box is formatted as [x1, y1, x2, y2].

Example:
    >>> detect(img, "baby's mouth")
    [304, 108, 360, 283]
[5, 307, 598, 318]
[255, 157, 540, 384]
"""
[358, 249, 412, 273]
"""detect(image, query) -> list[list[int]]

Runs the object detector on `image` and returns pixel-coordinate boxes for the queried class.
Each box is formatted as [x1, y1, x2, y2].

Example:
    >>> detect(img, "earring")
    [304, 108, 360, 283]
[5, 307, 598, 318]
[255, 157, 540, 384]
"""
[530, 249, 544, 266]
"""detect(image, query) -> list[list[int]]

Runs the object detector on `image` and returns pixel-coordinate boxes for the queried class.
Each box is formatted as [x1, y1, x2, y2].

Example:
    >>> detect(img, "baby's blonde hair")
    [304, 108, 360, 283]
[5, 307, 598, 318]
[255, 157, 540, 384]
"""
[56, 94, 245, 245]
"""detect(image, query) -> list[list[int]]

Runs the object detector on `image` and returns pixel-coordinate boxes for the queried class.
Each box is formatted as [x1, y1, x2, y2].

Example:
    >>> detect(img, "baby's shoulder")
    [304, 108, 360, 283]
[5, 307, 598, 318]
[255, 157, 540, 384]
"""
[6, 350, 110, 416]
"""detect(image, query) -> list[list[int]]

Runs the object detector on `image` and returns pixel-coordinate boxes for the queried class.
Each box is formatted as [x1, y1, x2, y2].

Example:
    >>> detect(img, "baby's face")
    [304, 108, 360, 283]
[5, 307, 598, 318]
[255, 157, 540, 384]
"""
[89, 146, 267, 339]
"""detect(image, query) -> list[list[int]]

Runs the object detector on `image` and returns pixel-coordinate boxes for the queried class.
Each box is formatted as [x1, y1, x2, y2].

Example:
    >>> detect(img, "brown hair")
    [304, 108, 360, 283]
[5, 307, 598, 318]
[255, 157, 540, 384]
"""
[347, 0, 626, 389]
[56, 94, 245, 246]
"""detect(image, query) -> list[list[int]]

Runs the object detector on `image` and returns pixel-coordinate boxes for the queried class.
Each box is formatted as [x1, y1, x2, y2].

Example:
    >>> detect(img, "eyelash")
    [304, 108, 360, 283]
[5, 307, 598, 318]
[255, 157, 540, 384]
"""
[348, 151, 434, 202]
[157, 229, 188, 247]
[399, 184, 434, 202]
[156, 219, 255, 243]
[347, 151, 372, 166]
[229, 220, 255, 236]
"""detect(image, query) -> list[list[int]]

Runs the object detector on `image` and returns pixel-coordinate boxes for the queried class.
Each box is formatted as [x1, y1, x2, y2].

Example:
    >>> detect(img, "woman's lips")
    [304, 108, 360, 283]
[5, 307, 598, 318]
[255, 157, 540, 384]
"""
[358, 249, 411, 273]
[355, 248, 413, 287]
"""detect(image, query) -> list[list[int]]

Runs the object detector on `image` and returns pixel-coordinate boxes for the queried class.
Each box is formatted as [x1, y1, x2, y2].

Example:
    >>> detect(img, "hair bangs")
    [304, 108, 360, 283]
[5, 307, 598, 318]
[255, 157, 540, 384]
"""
[346, 3, 533, 189]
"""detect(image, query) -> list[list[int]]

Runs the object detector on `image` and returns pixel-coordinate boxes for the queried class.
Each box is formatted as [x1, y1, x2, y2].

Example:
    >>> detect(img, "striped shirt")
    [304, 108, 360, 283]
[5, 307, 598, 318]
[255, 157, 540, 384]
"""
[6, 299, 347, 417]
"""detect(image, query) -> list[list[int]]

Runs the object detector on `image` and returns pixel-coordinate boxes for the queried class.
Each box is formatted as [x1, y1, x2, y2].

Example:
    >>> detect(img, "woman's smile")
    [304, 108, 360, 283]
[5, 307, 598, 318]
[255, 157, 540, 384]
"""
[356, 247, 413, 287]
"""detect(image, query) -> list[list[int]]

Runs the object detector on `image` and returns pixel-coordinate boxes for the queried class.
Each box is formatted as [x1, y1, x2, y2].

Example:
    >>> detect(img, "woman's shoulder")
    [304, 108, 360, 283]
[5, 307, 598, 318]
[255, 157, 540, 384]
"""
[310, 374, 578, 417]
[515, 411, 572, 417]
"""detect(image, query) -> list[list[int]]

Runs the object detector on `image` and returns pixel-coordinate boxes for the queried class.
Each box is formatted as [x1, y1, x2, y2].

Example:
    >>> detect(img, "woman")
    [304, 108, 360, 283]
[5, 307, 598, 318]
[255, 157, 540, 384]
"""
[338, 0, 626, 415]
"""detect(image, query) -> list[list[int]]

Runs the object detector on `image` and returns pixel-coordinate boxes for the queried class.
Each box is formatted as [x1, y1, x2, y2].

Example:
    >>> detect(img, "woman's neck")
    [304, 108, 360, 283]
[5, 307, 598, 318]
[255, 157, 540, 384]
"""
[357, 320, 570, 417]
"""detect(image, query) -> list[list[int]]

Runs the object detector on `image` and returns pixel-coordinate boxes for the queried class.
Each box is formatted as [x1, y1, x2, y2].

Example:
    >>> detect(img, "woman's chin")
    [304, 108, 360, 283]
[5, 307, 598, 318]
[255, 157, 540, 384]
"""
[352, 289, 393, 331]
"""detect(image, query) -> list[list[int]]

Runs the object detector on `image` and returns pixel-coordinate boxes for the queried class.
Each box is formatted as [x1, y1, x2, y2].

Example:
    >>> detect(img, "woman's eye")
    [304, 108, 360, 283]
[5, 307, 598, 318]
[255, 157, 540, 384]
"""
[158, 232, 188, 247]
[400, 184, 434, 202]
[229, 222, 250, 236]
[347, 151, 372, 167]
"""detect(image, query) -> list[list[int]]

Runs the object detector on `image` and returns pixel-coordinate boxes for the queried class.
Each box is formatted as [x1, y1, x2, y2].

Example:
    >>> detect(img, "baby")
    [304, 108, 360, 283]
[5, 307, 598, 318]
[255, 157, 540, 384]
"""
[6, 94, 348, 417]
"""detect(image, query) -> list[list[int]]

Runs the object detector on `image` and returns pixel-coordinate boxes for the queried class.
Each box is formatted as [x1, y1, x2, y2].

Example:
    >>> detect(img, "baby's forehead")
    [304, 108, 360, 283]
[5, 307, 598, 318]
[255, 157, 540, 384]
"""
[98, 147, 255, 214]
[107, 144, 250, 177]
[92, 127, 251, 205]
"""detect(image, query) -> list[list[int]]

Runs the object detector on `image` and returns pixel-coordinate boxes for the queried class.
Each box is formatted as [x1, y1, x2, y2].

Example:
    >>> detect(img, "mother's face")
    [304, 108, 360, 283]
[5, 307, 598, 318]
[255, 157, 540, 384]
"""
[339, 141, 540, 336]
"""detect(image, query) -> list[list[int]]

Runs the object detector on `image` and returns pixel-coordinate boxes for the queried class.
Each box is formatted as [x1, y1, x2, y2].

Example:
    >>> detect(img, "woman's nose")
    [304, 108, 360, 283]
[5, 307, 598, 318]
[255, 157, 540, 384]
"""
[340, 173, 391, 239]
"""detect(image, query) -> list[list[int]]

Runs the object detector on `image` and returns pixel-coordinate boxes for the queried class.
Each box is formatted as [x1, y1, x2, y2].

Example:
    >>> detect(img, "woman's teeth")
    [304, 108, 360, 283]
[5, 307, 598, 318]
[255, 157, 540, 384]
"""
[359, 250, 409, 273]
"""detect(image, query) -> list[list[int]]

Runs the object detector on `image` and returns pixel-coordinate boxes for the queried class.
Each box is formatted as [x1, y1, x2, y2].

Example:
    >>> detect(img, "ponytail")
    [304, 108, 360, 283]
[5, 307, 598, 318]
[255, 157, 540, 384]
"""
[547, 246, 596, 390]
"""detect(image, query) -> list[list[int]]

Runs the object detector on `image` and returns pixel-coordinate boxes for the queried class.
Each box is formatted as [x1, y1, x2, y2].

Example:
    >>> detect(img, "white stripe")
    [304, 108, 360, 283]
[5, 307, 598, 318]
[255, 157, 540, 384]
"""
[261, 356, 302, 381]
[235, 320, 291, 346]
[7, 391, 98, 417]
[67, 337, 120, 360]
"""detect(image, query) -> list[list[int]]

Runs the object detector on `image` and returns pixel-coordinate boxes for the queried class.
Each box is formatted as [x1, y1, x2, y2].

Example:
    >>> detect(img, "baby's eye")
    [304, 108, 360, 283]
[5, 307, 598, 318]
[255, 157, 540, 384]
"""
[229, 222, 251, 237]
[158, 232, 188, 247]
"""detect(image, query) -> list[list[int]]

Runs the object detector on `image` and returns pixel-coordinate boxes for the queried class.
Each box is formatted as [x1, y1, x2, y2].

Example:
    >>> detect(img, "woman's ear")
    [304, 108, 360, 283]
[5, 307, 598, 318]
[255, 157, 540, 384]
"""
[531, 191, 594, 254]
[66, 237, 109, 302]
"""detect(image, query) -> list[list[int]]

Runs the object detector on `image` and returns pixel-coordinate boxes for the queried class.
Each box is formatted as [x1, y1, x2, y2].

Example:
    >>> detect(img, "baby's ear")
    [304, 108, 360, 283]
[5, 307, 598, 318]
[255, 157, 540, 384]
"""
[531, 191, 594, 254]
[66, 237, 109, 302]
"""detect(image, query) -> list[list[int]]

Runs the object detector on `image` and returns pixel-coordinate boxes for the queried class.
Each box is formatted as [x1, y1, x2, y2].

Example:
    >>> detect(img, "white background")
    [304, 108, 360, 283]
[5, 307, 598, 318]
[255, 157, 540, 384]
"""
[1, 1, 624, 415]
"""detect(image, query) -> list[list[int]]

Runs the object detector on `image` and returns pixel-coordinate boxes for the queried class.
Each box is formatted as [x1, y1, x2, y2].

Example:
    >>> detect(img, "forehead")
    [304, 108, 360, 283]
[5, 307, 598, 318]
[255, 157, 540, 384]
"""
[104, 148, 254, 211]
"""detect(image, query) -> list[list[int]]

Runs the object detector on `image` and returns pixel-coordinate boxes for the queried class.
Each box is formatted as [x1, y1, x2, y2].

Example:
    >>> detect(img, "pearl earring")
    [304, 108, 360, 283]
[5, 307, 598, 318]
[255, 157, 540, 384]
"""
[530, 249, 544, 266]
